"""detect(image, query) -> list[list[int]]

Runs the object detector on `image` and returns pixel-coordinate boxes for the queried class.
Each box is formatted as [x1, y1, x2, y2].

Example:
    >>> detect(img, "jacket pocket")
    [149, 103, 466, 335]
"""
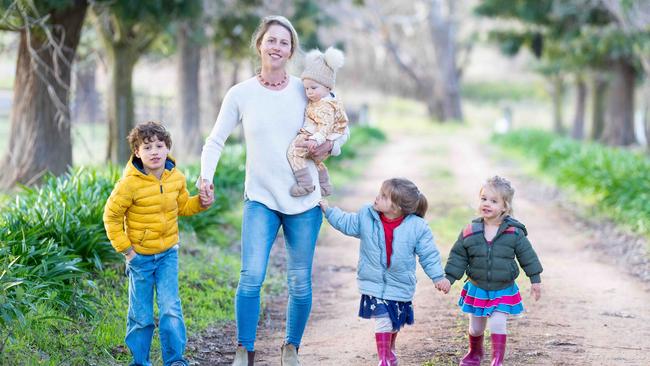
[509, 261, 520, 280]
[138, 229, 150, 245]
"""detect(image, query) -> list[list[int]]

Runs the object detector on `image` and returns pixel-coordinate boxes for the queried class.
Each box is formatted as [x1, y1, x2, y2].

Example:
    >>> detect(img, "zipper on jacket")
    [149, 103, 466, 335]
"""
[160, 184, 163, 193]
[487, 245, 493, 286]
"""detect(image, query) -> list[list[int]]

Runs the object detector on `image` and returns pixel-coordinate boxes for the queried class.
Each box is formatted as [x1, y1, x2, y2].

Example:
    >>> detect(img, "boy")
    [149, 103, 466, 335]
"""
[103, 121, 212, 366]
[287, 46, 348, 197]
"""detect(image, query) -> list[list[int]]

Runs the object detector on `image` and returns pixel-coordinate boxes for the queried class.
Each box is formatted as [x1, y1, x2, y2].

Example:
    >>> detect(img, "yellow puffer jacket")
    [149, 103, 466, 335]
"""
[103, 156, 206, 255]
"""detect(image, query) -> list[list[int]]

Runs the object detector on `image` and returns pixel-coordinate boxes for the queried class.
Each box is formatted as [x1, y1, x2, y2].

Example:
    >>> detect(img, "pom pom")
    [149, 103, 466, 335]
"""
[304, 49, 323, 64]
[324, 47, 344, 70]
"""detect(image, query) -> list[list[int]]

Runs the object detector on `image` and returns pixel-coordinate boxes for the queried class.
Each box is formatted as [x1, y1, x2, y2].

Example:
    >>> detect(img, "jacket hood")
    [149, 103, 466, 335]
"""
[472, 215, 528, 236]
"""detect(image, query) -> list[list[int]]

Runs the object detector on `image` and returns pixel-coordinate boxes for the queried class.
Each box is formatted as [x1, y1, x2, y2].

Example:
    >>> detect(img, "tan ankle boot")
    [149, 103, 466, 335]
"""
[281, 343, 301, 366]
[318, 167, 333, 196]
[232, 345, 255, 366]
[290, 168, 315, 197]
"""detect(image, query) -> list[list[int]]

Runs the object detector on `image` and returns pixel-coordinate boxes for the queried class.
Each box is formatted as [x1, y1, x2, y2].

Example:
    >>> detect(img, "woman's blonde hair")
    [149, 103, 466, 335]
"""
[480, 175, 515, 217]
[251, 15, 300, 58]
[382, 178, 428, 218]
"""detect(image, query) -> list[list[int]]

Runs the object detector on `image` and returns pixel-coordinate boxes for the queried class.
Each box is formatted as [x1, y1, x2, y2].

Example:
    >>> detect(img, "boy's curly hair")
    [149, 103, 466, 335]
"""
[127, 121, 172, 154]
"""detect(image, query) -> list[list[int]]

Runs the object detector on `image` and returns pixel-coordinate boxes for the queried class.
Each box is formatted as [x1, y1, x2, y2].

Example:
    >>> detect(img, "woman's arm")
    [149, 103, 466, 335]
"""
[200, 88, 241, 183]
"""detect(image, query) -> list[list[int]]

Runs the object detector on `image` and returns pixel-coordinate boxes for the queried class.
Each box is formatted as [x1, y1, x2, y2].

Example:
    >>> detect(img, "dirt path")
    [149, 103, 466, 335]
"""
[208, 125, 650, 365]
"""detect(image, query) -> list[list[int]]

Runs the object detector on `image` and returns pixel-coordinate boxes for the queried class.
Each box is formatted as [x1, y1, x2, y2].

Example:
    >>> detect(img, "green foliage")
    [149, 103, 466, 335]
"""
[180, 145, 246, 245]
[461, 81, 547, 103]
[474, 0, 645, 75]
[210, 0, 261, 60]
[328, 125, 386, 164]
[494, 129, 650, 234]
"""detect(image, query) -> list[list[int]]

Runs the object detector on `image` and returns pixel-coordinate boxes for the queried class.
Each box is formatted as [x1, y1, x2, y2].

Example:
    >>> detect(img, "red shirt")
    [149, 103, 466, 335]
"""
[380, 213, 405, 268]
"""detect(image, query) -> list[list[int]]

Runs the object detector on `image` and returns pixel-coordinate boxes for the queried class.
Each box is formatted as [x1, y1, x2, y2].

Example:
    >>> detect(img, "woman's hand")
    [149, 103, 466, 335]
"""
[310, 140, 333, 162]
[199, 178, 215, 207]
[294, 137, 318, 151]
[531, 283, 542, 301]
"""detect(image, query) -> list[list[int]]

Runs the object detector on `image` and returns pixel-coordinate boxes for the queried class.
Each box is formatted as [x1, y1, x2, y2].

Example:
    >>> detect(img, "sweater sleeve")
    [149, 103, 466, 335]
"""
[103, 179, 133, 253]
[444, 231, 469, 284]
[200, 87, 241, 182]
[415, 224, 445, 282]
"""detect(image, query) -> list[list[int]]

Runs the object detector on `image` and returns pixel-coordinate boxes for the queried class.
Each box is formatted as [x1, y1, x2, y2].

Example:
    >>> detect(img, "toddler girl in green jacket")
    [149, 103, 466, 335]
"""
[445, 176, 543, 366]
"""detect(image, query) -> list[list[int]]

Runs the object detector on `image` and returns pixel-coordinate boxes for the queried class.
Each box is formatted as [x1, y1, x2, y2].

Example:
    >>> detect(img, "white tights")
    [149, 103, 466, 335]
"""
[468, 311, 508, 335]
[374, 316, 394, 333]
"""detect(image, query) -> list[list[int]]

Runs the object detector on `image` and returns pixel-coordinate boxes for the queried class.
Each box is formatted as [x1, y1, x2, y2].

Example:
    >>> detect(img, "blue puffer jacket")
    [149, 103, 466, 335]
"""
[325, 204, 445, 302]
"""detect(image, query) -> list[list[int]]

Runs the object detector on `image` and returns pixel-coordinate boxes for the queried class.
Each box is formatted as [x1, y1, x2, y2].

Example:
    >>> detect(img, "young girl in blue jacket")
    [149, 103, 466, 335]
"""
[321, 178, 450, 366]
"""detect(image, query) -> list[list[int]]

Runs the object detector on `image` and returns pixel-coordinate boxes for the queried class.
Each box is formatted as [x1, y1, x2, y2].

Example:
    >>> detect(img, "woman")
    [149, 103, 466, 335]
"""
[198, 15, 348, 366]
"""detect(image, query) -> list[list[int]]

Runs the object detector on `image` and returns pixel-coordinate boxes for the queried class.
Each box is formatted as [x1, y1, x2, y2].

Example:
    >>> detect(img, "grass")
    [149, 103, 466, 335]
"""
[2, 242, 241, 365]
[493, 129, 650, 238]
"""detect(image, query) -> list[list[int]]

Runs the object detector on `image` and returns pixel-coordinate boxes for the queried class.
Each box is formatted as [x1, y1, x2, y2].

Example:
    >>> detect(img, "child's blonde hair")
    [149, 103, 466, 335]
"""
[382, 178, 428, 218]
[480, 175, 515, 217]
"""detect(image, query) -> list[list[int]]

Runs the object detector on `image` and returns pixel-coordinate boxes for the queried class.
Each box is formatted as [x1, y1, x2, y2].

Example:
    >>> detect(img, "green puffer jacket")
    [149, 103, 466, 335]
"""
[445, 216, 543, 291]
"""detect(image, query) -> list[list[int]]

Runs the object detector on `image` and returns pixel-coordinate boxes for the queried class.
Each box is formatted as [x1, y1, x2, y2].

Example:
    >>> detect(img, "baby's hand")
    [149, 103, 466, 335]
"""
[434, 278, 451, 294]
[531, 283, 542, 301]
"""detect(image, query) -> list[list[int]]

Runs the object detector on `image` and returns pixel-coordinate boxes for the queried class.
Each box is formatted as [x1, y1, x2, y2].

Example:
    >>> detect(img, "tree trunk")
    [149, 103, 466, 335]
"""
[231, 61, 241, 88]
[203, 43, 223, 128]
[602, 59, 636, 146]
[590, 74, 608, 141]
[428, 0, 463, 122]
[1, 1, 87, 188]
[72, 57, 100, 124]
[177, 21, 203, 160]
[105, 45, 138, 164]
[550, 75, 565, 134]
[571, 75, 587, 140]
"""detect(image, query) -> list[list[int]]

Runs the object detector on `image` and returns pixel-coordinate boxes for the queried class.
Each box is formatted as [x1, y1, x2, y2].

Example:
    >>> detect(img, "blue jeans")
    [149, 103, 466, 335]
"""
[236, 200, 322, 351]
[125, 245, 188, 366]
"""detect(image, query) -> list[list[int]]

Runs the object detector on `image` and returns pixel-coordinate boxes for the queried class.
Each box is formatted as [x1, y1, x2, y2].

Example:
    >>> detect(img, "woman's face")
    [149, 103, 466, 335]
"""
[259, 24, 292, 70]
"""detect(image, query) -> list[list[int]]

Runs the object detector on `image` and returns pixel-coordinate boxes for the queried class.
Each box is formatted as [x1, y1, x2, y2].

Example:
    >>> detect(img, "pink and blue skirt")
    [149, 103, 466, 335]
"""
[458, 281, 524, 317]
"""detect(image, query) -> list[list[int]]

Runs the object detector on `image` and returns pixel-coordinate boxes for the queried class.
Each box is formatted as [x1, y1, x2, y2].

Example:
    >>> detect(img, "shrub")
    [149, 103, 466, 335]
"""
[494, 129, 650, 233]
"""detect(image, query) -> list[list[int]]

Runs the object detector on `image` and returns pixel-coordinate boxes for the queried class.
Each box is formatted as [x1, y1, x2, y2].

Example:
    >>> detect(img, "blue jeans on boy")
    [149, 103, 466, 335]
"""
[126, 244, 188, 366]
[236, 200, 322, 351]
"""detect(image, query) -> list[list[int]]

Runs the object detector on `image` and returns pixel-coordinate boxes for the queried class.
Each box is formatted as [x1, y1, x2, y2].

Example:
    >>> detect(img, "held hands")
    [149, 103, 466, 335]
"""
[319, 199, 329, 213]
[531, 283, 542, 301]
[434, 278, 451, 294]
[199, 178, 215, 207]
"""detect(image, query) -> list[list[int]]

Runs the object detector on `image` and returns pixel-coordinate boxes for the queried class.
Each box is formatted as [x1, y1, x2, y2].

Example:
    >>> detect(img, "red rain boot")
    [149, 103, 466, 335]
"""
[375, 333, 392, 366]
[490, 334, 507, 366]
[459, 334, 484, 366]
[389, 332, 399, 365]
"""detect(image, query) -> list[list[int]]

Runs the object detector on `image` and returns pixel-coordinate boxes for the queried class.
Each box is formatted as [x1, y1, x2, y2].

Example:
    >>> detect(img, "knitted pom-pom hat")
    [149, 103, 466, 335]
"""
[300, 47, 345, 89]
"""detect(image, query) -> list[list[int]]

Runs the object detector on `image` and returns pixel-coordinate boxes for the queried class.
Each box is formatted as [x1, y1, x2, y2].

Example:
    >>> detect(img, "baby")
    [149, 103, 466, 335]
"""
[287, 47, 348, 197]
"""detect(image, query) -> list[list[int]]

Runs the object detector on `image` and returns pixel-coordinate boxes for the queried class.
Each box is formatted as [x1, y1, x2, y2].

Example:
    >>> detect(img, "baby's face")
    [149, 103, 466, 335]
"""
[303, 78, 330, 102]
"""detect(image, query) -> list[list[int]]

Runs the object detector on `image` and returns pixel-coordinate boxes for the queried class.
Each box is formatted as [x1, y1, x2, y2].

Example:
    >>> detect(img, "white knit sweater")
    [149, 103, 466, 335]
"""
[200, 76, 347, 214]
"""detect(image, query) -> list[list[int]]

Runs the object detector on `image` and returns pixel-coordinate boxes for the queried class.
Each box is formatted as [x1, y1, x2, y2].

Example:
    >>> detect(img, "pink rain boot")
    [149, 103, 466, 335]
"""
[375, 333, 392, 366]
[459, 334, 484, 366]
[490, 334, 507, 366]
[389, 332, 399, 365]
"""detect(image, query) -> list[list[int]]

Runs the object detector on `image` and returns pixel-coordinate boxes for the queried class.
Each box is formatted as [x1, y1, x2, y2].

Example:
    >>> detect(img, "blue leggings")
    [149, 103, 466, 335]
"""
[236, 200, 322, 351]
